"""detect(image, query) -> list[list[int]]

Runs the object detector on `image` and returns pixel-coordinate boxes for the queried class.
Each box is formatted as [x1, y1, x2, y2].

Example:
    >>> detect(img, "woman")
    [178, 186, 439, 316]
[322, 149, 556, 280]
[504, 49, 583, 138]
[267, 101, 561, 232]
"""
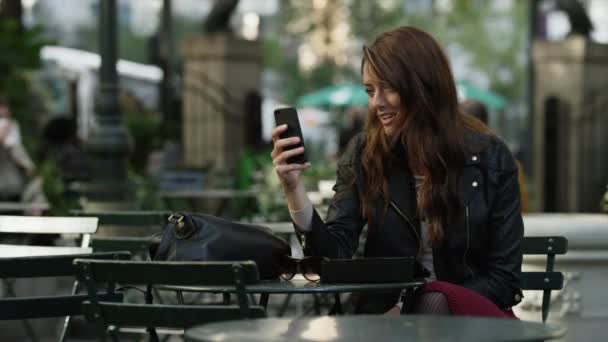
[0, 96, 35, 202]
[271, 26, 523, 316]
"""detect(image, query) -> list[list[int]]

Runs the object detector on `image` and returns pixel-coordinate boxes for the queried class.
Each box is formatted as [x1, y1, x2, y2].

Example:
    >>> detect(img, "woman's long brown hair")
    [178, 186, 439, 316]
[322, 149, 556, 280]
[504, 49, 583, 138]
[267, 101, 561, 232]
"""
[360, 26, 488, 246]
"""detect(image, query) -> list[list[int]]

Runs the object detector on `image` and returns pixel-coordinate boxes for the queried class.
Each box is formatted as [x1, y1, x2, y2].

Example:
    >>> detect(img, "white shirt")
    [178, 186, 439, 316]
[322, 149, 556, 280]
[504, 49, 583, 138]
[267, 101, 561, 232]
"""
[414, 175, 436, 281]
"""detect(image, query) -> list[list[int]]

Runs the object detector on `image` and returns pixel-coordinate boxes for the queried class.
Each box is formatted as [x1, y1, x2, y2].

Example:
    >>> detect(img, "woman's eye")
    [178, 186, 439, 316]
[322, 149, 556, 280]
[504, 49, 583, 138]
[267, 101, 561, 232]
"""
[383, 86, 396, 93]
[365, 89, 374, 97]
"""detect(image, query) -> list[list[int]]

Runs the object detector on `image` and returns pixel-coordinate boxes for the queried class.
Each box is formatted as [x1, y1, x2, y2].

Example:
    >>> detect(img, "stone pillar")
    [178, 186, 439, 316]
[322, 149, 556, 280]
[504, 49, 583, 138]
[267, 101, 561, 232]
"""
[531, 37, 608, 212]
[181, 35, 262, 173]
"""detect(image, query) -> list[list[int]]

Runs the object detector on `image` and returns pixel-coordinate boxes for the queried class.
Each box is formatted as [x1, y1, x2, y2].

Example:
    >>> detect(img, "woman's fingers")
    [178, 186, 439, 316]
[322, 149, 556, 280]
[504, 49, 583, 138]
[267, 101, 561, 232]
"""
[271, 124, 287, 143]
[271, 136, 301, 159]
[274, 136, 301, 150]
[273, 146, 305, 166]
[271, 123, 310, 185]
[275, 162, 311, 175]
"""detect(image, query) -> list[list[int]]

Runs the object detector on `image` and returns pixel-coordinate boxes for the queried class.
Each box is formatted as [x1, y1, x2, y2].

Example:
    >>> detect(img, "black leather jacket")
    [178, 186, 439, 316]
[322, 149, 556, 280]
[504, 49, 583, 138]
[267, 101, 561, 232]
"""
[300, 132, 524, 313]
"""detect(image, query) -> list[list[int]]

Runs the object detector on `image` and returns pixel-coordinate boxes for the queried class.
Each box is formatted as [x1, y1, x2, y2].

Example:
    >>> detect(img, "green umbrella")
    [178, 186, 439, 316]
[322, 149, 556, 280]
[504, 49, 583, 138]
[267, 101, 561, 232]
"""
[297, 83, 368, 108]
[456, 80, 507, 111]
[297, 80, 507, 111]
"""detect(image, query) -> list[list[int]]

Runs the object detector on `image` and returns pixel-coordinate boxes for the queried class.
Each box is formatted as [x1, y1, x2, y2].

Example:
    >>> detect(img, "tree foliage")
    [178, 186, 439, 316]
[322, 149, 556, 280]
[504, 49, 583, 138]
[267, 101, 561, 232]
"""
[0, 18, 47, 153]
[264, 0, 528, 140]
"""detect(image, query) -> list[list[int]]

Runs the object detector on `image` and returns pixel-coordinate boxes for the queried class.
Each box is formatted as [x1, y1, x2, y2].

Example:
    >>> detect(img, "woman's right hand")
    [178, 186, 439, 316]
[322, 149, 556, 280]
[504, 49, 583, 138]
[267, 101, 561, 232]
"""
[271, 124, 311, 192]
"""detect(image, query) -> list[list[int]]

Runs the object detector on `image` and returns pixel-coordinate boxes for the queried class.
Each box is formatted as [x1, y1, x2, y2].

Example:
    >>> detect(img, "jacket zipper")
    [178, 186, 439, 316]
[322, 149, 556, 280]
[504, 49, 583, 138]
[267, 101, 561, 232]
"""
[463, 206, 473, 278]
[390, 201, 421, 255]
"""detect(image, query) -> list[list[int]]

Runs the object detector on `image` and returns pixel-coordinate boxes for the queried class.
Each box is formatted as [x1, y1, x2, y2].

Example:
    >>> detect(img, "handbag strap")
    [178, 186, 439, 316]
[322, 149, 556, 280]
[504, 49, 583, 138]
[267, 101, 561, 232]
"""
[151, 215, 180, 260]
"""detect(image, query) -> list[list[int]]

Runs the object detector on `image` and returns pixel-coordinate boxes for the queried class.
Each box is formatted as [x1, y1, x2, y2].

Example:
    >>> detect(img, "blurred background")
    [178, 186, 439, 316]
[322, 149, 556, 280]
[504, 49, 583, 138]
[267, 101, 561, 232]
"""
[1, 1, 608, 341]
[0, 0, 607, 216]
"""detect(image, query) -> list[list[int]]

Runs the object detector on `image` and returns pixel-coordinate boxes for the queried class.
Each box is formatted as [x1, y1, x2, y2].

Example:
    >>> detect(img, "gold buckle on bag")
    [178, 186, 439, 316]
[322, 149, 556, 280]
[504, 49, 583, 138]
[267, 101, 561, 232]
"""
[168, 213, 185, 231]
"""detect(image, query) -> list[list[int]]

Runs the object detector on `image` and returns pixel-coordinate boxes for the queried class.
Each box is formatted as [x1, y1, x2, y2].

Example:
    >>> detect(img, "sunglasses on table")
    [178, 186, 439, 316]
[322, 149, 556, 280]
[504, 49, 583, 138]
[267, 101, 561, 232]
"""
[277, 255, 328, 282]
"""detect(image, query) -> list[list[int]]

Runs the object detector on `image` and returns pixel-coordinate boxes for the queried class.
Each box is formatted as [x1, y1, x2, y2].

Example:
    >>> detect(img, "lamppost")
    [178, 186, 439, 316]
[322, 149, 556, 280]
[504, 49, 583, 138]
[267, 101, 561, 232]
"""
[85, 0, 130, 202]
[159, 0, 176, 137]
[526, 0, 540, 177]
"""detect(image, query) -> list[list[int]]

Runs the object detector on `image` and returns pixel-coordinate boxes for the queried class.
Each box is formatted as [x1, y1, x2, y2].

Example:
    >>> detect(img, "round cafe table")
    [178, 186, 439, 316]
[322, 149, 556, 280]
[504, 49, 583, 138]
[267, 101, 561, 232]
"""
[160, 277, 424, 315]
[185, 315, 566, 342]
[163, 278, 423, 295]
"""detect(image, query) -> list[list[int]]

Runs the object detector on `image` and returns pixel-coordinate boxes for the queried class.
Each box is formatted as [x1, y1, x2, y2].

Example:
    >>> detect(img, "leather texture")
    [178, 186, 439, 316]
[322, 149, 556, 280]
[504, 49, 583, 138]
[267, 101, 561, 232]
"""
[301, 131, 524, 313]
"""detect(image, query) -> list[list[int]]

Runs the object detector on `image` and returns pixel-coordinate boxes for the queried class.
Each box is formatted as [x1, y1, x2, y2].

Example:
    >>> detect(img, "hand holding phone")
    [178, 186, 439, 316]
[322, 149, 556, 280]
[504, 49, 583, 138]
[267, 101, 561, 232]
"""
[274, 107, 308, 164]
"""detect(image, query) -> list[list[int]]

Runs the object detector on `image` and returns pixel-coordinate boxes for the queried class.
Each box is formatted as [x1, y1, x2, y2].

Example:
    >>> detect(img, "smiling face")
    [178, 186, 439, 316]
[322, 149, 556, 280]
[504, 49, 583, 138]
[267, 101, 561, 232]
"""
[362, 62, 402, 137]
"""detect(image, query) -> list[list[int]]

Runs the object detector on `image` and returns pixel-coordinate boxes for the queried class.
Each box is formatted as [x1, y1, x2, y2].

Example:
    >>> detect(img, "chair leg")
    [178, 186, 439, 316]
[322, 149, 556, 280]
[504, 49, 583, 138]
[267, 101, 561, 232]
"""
[259, 293, 270, 309]
[277, 293, 293, 317]
[301, 294, 324, 316]
[58, 316, 70, 342]
[153, 288, 164, 304]
[20, 319, 39, 342]
[108, 326, 119, 342]
[58, 280, 81, 342]
[313, 294, 321, 315]
[223, 293, 231, 305]
[542, 290, 551, 322]
[146, 327, 160, 342]
[328, 294, 343, 315]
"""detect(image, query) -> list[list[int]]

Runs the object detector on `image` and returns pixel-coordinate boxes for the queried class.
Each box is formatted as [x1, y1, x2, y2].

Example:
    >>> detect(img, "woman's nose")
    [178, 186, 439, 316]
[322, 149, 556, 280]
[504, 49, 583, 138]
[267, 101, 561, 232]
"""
[371, 90, 386, 110]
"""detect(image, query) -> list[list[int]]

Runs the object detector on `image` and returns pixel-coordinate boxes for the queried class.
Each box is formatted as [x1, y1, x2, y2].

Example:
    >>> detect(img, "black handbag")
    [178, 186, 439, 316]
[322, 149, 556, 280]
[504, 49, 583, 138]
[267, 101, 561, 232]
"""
[152, 212, 291, 280]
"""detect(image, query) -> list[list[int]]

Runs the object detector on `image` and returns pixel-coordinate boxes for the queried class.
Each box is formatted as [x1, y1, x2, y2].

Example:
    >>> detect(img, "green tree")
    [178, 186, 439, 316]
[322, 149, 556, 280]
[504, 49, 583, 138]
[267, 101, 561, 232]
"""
[271, 0, 528, 141]
[0, 18, 46, 153]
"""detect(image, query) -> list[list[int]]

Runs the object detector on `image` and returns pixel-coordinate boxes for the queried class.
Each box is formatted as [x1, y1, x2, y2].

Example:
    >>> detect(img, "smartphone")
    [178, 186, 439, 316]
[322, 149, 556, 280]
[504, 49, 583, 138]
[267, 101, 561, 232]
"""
[274, 107, 308, 164]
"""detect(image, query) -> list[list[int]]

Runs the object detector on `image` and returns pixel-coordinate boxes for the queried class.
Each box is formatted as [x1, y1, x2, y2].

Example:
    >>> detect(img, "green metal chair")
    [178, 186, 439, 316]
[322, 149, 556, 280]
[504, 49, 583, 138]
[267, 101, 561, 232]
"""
[90, 236, 155, 256]
[70, 210, 170, 228]
[521, 236, 568, 322]
[74, 259, 266, 342]
[0, 252, 131, 342]
[0, 215, 101, 341]
[70, 210, 171, 258]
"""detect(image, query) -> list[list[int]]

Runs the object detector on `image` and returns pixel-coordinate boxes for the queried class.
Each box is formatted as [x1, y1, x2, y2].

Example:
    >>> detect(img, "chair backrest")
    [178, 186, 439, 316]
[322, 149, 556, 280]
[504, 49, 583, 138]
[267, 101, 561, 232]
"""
[73, 259, 266, 339]
[0, 252, 131, 320]
[0, 215, 98, 248]
[70, 210, 170, 228]
[0, 202, 50, 214]
[521, 236, 568, 322]
[70, 210, 170, 256]
[90, 236, 153, 255]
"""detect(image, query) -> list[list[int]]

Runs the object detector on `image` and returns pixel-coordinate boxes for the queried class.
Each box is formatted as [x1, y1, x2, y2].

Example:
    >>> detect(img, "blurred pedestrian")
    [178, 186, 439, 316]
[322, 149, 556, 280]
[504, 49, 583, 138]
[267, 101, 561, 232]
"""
[459, 99, 529, 212]
[41, 116, 91, 182]
[459, 100, 488, 126]
[338, 106, 365, 153]
[0, 95, 35, 202]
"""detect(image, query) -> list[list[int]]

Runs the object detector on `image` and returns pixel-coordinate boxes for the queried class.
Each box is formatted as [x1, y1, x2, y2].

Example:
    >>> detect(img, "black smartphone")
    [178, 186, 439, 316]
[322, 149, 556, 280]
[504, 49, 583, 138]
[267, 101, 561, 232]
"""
[274, 107, 308, 164]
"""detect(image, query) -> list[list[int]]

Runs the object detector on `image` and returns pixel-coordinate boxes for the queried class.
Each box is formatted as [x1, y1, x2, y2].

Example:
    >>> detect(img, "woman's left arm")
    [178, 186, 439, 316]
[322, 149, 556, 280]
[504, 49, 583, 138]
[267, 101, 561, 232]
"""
[461, 150, 524, 309]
